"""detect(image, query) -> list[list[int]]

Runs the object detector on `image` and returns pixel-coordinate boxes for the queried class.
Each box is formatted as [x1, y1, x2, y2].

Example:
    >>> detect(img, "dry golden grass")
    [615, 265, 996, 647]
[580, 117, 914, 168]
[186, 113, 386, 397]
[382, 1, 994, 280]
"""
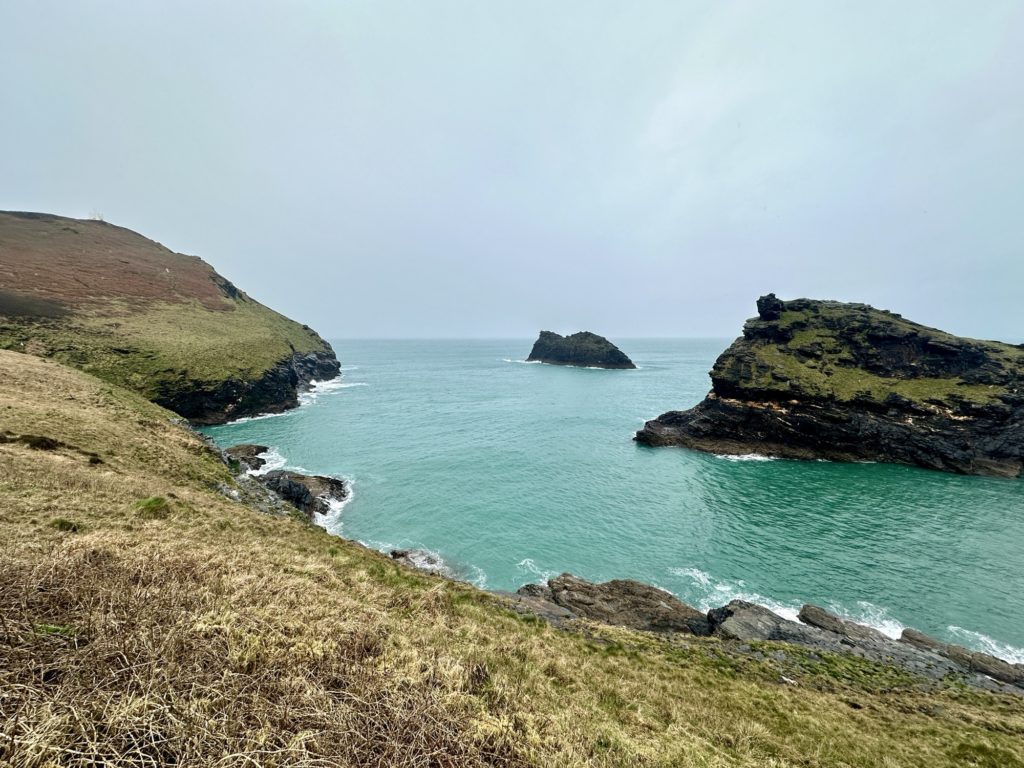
[1, 349, 1022, 767]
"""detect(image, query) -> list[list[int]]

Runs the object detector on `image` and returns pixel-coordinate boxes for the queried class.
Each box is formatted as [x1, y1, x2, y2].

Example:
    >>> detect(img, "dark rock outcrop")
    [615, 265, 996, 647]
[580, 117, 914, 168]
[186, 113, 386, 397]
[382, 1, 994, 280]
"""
[258, 470, 347, 520]
[155, 348, 340, 426]
[225, 444, 270, 472]
[527, 331, 635, 369]
[515, 573, 710, 635]
[502, 577, 1022, 694]
[708, 601, 823, 645]
[636, 295, 1024, 476]
[900, 628, 1024, 687]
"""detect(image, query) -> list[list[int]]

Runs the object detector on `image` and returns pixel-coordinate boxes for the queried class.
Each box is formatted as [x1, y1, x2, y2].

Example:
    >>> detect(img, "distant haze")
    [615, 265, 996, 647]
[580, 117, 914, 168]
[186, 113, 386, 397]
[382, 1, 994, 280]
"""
[1, 2, 1022, 340]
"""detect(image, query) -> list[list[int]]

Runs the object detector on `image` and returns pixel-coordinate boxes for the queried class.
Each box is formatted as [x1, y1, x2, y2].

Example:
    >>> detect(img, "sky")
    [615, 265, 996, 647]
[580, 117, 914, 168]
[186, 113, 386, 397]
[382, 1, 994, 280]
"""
[1, 1, 1022, 339]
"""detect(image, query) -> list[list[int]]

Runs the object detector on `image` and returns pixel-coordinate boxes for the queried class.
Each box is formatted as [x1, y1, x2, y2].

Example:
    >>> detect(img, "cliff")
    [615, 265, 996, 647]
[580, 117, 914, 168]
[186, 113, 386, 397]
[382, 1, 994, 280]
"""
[0, 211, 339, 423]
[527, 330, 635, 369]
[636, 295, 1024, 476]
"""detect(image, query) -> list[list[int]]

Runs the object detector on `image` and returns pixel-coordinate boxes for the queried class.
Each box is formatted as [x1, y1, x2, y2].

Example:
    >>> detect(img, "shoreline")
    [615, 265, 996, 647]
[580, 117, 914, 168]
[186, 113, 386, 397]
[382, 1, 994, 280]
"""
[199, 411, 1024, 685]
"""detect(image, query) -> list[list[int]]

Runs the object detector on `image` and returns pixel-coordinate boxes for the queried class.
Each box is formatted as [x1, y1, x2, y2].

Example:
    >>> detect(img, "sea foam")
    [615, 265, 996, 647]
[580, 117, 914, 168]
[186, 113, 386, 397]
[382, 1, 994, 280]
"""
[249, 447, 287, 476]
[947, 626, 1024, 665]
[299, 376, 368, 406]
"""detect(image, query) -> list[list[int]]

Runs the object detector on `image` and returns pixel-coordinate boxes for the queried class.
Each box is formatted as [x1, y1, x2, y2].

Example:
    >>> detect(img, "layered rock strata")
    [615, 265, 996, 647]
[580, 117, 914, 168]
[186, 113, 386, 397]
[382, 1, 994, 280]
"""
[636, 295, 1024, 476]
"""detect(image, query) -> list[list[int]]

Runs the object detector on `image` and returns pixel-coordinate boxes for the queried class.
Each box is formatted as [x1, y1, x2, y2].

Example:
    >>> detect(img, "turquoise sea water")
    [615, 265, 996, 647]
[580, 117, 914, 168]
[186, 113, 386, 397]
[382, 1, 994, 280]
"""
[204, 339, 1024, 662]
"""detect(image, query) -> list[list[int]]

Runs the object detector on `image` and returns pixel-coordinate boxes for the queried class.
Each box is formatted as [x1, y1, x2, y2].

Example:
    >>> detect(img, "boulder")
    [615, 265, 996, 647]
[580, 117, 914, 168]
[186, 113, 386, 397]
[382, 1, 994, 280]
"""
[708, 601, 823, 644]
[756, 292, 785, 321]
[529, 573, 710, 635]
[798, 604, 890, 645]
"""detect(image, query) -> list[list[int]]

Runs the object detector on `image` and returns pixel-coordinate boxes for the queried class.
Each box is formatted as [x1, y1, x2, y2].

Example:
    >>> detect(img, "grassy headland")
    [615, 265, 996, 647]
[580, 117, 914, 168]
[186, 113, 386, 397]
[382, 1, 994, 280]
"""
[2, 348, 1022, 767]
[0, 212, 337, 422]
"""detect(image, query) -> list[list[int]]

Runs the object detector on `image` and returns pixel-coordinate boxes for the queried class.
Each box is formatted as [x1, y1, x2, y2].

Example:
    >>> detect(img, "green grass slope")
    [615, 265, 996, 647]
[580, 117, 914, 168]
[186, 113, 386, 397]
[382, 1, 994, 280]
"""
[716, 297, 1024, 410]
[1, 349, 1022, 767]
[0, 211, 336, 421]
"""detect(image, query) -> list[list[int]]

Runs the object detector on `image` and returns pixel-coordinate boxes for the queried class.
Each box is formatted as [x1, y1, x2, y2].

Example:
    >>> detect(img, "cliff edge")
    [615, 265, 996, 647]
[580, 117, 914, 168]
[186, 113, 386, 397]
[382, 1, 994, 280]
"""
[0, 211, 339, 423]
[527, 330, 635, 369]
[636, 294, 1024, 476]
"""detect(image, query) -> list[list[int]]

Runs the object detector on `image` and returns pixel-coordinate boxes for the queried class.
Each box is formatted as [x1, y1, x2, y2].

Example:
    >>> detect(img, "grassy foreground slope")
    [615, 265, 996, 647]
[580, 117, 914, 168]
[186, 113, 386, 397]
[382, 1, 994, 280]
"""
[1, 349, 1023, 767]
[0, 212, 337, 423]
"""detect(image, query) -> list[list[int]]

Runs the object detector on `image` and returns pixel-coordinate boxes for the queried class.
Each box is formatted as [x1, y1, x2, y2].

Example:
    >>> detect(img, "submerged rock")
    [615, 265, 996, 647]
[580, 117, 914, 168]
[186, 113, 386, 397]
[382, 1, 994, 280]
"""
[636, 294, 1024, 476]
[258, 470, 347, 520]
[527, 331, 635, 369]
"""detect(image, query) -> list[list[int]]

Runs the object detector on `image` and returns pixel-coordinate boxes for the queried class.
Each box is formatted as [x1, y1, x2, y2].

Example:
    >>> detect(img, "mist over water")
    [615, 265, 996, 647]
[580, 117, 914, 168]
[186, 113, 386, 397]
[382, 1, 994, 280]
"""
[204, 339, 1024, 662]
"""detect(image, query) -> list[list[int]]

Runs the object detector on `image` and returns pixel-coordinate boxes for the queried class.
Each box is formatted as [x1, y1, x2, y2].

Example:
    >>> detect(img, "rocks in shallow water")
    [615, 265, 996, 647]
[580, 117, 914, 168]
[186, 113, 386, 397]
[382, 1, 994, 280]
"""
[505, 578, 1022, 694]
[389, 549, 452, 577]
[798, 604, 890, 645]
[900, 628, 1024, 687]
[225, 444, 269, 472]
[517, 573, 710, 635]
[526, 331, 636, 369]
[258, 470, 347, 519]
[636, 295, 1024, 476]
[708, 601, 822, 644]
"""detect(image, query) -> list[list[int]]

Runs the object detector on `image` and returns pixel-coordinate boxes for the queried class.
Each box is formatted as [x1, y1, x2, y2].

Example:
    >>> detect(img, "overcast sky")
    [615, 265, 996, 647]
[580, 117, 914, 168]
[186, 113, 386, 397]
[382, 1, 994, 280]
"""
[1, 2, 1022, 339]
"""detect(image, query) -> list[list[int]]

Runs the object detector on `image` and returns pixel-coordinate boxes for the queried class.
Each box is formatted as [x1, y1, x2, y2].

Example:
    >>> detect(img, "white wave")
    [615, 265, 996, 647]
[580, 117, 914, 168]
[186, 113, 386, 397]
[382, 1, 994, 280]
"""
[516, 558, 559, 584]
[714, 453, 777, 462]
[398, 548, 454, 577]
[672, 566, 711, 588]
[665, 566, 1024, 664]
[299, 376, 368, 406]
[668, 567, 801, 622]
[502, 358, 542, 364]
[827, 601, 906, 640]
[947, 626, 1024, 665]
[466, 564, 488, 589]
[227, 410, 289, 425]
[248, 447, 287, 476]
[311, 481, 354, 532]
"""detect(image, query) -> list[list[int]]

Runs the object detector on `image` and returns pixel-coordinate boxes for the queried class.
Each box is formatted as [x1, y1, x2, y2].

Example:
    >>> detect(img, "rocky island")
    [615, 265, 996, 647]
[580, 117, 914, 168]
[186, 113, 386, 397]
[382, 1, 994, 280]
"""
[636, 294, 1024, 476]
[0, 211, 339, 424]
[527, 330, 635, 369]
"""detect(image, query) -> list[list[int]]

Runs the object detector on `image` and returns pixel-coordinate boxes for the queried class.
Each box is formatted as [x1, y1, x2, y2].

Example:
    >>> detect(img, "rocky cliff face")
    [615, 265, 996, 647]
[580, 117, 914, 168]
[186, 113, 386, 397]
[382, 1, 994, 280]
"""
[527, 330, 635, 369]
[155, 348, 339, 425]
[636, 295, 1024, 477]
[0, 211, 339, 424]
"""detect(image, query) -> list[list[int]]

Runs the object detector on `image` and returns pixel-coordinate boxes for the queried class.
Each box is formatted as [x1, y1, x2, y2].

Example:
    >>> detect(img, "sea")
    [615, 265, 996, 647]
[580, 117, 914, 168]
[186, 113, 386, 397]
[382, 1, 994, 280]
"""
[202, 338, 1024, 662]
